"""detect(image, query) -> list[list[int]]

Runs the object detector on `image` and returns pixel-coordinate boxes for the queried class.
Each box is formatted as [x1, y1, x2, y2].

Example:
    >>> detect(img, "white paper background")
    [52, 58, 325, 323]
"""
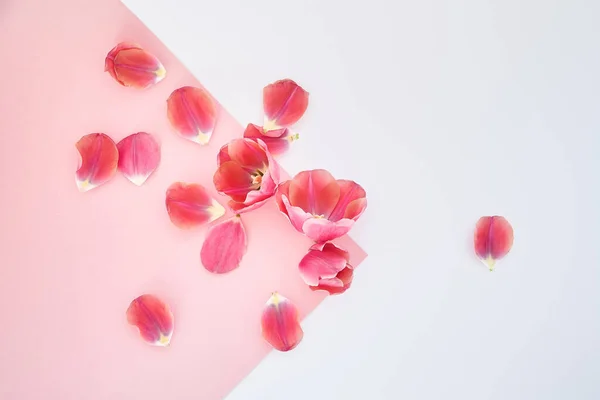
[123, 0, 600, 398]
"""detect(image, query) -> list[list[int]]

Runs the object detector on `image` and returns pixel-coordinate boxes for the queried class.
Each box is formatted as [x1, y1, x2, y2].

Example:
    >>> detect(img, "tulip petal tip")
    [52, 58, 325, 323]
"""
[261, 293, 304, 352]
[474, 216, 514, 271]
[126, 294, 174, 347]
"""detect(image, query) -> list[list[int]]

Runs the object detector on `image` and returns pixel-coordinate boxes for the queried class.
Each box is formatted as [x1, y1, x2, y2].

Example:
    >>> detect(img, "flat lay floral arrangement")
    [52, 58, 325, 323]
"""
[76, 43, 514, 352]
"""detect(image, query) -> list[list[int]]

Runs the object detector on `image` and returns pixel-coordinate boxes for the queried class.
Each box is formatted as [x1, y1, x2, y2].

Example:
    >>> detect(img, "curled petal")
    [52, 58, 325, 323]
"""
[263, 79, 309, 129]
[280, 194, 312, 233]
[261, 292, 303, 352]
[213, 161, 255, 203]
[474, 216, 514, 271]
[126, 294, 174, 346]
[227, 138, 268, 171]
[167, 86, 217, 145]
[289, 169, 340, 217]
[328, 180, 367, 222]
[75, 133, 119, 192]
[165, 182, 225, 229]
[310, 266, 354, 295]
[302, 217, 355, 243]
[299, 242, 349, 286]
[201, 215, 247, 274]
[105, 42, 166, 89]
[117, 132, 160, 186]
[243, 123, 298, 156]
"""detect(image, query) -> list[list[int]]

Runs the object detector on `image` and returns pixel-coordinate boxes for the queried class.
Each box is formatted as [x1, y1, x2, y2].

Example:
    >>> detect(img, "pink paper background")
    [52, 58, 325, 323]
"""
[0, 0, 366, 398]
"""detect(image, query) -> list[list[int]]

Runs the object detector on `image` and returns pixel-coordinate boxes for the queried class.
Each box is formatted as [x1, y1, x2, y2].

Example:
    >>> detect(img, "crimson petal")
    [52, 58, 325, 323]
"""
[126, 294, 174, 346]
[105, 42, 166, 89]
[200, 215, 247, 274]
[165, 182, 225, 229]
[167, 86, 217, 145]
[261, 292, 304, 352]
[263, 79, 309, 129]
[75, 133, 119, 192]
[474, 216, 514, 271]
[117, 132, 160, 186]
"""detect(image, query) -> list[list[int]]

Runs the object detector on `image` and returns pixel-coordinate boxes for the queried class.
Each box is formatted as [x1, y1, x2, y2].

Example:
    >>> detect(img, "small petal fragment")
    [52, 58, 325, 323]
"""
[263, 79, 309, 129]
[117, 132, 160, 186]
[474, 216, 514, 271]
[75, 133, 119, 192]
[126, 294, 174, 346]
[165, 182, 225, 229]
[261, 292, 304, 352]
[167, 86, 217, 145]
[243, 123, 298, 156]
[105, 42, 166, 89]
[200, 215, 247, 274]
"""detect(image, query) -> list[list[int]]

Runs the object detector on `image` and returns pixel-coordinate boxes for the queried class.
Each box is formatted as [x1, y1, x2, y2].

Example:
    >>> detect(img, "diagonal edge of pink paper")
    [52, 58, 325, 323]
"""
[0, 1, 367, 399]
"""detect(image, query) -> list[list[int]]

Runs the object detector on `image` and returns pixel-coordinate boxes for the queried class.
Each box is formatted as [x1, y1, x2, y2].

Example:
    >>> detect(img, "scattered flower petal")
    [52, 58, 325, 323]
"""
[104, 42, 166, 89]
[298, 242, 354, 295]
[117, 132, 160, 186]
[263, 79, 309, 130]
[165, 182, 225, 229]
[474, 216, 514, 271]
[243, 123, 298, 156]
[200, 215, 247, 274]
[75, 133, 119, 192]
[214, 138, 281, 213]
[167, 86, 218, 145]
[276, 169, 367, 242]
[126, 294, 174, 346]
[261, 292, 303, 352]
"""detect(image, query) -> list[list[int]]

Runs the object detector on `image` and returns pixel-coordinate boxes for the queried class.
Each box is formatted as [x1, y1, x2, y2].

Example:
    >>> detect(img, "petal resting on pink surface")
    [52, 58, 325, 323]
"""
[261, 292, 303, 352]
[165, 182, 225, 229]
[75, 133, 118, 192]
[126, 294, 173, 346]
[243, 123, 298, 156]
[474, 216, 514, 271]
[117, 132, 160, 186]
[263, 79, 309, 129]
[201, 215, 247, 274]
[104, 42, 166, 89]
[167, 86, 217, 145]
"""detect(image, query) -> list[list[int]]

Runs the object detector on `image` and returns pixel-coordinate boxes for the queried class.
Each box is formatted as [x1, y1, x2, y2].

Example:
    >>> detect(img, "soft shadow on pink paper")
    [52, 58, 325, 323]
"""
[0, 0, 366, 399]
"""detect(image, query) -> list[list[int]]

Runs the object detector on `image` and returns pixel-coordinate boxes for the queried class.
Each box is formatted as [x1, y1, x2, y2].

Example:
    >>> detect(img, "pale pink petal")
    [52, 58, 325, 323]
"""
[167, 86, 217, 145]
[75, 133, 119, 192]
[302, 217, 355, 243]
[263, 79, 309, 129]
[261, 292, 304, 352]
[126, 294, 173, 346]
[275, 180, 291, 218]
[474, 216, 514, 271]
[281, 194, 313, 232]
[165, 182, 225, 229]
[298, 242, 349, 286]
[289, 169, 340, 217]
[328, 180, 367, 222]
[201, 215, 247, 274]
[105, 43, 166, 89]
[116, 132, 160, 186]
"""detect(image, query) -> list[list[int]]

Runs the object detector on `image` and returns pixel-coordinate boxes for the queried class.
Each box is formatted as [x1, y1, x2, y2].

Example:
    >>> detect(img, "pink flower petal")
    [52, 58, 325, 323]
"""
[302, 217, 355, 243]
[298, 242, 349, 286]
[328, 180, 367, 222]
[167, 86, 217, 145]
[280, 194, 313, 232]
[227, 138, 268, 171]
[104, 42, 166, 89]
[201, 215, 247, 274]
[126, 294, 174, 346]
[213, 161, 255, 203]
[310, 267, 354, 295]
[474, 216, 514, 271]
[243, 123, 298, 156]
[75, 133, 119, 192]
[263, 79, 309, 129]
[165, 182, 225, 229]
[261, 292, 303, 352]
[116, 132, 160, 186]
[289, 169, 340, 217]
